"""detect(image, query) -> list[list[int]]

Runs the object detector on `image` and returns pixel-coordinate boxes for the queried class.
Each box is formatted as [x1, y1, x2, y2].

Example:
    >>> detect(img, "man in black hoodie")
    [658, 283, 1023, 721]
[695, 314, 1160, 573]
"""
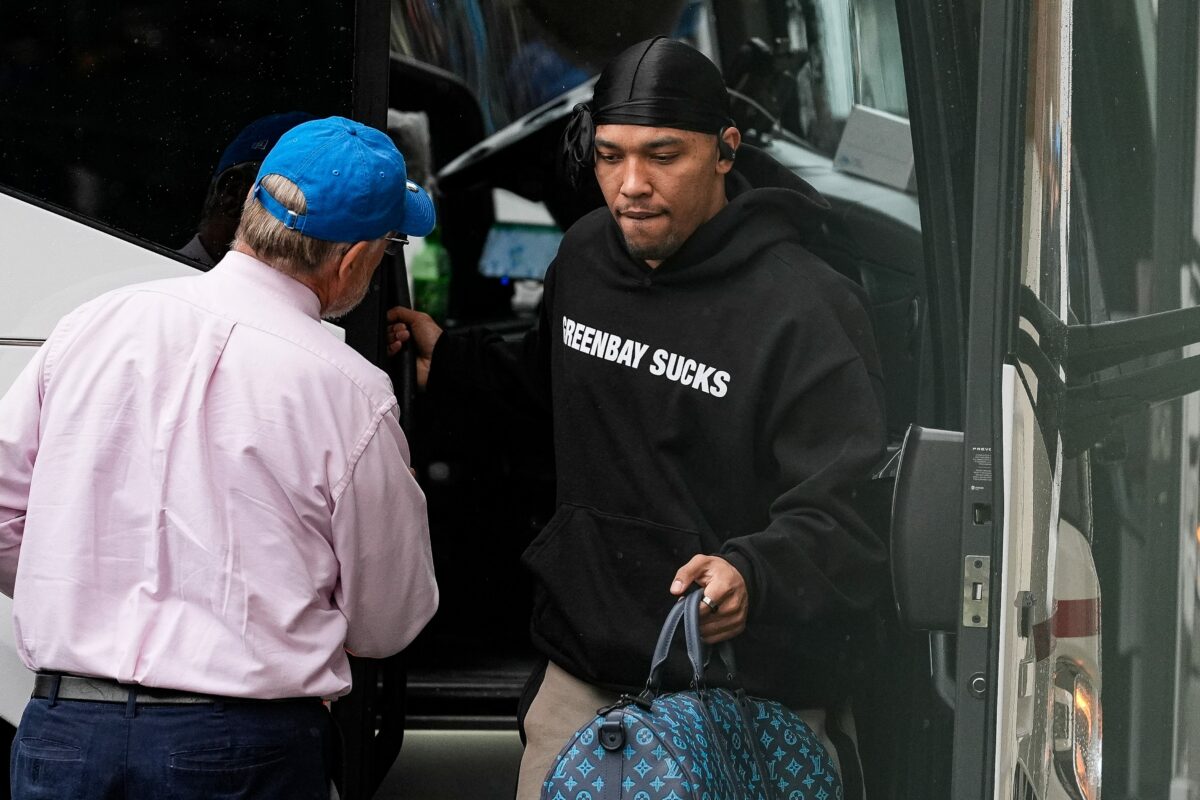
[387, 37, 886, 799]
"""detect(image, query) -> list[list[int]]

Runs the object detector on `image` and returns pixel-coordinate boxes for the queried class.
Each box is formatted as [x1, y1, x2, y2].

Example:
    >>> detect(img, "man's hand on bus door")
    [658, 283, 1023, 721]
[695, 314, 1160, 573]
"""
[386, 306, 442, 388]
[670, 555, 748, 644]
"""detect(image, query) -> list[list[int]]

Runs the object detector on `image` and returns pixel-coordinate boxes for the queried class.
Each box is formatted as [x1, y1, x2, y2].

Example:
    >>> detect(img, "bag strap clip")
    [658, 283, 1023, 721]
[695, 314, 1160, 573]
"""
[598, 708, 626, 752]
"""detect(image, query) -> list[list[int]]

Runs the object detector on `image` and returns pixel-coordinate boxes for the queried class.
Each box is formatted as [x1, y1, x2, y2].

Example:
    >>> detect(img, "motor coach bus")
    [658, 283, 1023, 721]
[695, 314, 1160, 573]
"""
[1, 1, 1198, 798]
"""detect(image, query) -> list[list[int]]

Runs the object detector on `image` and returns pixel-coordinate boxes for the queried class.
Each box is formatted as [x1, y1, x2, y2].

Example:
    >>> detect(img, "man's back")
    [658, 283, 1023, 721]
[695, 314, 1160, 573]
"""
[2, 115, 440, 800]
[1, 252, 435, 699]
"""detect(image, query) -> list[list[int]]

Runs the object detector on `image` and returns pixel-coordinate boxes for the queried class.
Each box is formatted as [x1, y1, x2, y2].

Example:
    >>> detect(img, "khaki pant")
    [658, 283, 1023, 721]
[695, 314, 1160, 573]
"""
[515, 662, 855, 800]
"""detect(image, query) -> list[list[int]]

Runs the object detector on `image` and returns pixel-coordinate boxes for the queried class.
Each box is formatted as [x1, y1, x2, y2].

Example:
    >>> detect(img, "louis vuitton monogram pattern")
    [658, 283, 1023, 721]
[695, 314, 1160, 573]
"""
[542, 688, 842, 800]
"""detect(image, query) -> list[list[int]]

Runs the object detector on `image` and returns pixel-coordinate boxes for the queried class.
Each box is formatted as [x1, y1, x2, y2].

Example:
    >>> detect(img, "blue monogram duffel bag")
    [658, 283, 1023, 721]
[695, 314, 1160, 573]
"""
[541, 590, 842, 800]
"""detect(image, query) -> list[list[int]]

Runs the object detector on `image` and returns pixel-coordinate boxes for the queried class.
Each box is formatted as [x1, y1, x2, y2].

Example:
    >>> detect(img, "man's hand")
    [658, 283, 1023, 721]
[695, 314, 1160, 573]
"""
[670, 555, 748, 644]
[386, 306, 443, 388]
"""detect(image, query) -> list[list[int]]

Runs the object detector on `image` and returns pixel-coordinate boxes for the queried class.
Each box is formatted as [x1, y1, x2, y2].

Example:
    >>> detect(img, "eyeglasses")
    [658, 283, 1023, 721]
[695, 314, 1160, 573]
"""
[384, 235, 409, 256]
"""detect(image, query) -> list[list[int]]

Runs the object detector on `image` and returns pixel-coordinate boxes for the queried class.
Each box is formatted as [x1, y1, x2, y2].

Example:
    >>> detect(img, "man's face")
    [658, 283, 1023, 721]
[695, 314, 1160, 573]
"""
[593, 124, 732, 266]
[323, 240, 386, 319]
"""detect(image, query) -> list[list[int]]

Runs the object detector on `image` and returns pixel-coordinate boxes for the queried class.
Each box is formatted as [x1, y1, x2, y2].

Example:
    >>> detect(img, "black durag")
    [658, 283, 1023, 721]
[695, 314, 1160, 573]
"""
[562, 37, 733, 185]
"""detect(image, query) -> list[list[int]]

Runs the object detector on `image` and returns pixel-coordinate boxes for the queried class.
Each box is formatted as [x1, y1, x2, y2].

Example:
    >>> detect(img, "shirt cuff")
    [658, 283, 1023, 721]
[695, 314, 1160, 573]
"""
[426, 330, 461, 398]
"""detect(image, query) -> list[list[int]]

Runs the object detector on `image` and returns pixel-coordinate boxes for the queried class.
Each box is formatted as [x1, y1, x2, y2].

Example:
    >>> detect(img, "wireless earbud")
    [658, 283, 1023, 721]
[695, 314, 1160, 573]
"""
[717, 126, 737, 161]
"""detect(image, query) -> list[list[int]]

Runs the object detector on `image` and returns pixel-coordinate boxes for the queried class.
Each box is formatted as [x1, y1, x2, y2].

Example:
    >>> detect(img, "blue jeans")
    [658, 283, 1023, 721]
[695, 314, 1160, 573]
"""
[10, 696, 334, 799]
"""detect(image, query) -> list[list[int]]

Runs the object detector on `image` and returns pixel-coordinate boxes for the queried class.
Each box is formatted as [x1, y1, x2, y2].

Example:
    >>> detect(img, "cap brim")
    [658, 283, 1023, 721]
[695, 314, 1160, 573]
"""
[398, 181, 436, 237]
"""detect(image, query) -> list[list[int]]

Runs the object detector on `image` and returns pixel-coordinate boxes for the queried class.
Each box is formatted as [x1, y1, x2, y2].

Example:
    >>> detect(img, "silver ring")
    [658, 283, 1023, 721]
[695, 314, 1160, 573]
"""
[701, 595, 720, 613]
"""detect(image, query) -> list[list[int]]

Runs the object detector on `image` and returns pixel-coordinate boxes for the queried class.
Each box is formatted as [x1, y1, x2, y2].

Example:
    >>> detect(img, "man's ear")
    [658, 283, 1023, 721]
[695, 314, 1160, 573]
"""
[716, 126, 742, 174]
[336, 241, 372, 282]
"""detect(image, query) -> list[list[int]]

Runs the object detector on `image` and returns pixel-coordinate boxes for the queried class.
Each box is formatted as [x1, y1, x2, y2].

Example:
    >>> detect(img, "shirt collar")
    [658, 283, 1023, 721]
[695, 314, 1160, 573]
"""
[213, 251, 322, 321]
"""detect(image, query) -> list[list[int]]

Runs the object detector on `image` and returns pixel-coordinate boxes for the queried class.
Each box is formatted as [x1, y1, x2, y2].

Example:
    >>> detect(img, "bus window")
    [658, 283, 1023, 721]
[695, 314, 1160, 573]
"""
[1073, 0, 1200, 796]
[389, 0, 717, 133]
[727, 0, 910, 156]
[849, 0, 907, 118]
[0, 3, 357, 260]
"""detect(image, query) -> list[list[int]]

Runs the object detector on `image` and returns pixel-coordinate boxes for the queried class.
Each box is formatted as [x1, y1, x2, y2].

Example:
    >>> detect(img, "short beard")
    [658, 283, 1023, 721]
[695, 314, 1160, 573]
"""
[322, 283, 371, 320]
[624, 233, 681, 263]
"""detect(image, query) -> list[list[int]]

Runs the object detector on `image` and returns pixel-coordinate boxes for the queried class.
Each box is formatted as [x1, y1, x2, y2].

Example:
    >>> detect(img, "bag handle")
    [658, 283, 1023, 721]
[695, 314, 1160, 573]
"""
[645, 593, 705, 695]
[646, 589, 739, 694]
[643, 591, 777, 797]
[679, 591, 777, 797]
[679, 589, 738, 687]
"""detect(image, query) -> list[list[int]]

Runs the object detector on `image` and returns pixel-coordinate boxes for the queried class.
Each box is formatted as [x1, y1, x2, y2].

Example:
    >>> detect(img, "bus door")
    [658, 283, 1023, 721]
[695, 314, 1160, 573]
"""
[949, 0, 1077, 796]
[950, 0, 1200, 796]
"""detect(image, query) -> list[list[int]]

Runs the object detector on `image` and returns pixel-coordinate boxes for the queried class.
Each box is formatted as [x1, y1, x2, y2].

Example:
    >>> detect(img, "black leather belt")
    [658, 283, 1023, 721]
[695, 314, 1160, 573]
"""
[32, 673, 308, 706]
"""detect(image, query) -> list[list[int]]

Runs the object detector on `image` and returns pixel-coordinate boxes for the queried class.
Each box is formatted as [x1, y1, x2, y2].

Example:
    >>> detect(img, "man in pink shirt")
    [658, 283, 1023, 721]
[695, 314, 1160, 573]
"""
[0, 116, 439, 799]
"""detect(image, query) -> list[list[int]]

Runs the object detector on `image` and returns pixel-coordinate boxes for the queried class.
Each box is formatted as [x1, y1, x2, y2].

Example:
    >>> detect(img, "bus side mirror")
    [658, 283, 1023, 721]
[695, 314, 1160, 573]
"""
[890, 426, 964, 631]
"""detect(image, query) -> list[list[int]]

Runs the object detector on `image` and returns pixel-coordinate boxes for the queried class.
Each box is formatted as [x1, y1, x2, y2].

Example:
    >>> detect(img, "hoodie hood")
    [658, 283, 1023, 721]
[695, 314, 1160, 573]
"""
[729, 142, 830, 213]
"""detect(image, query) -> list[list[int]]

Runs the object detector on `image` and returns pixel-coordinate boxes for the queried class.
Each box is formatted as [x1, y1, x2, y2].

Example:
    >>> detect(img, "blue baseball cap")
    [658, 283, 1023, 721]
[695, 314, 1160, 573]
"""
[216, 111, 316, 175]
[251, 116, 436, 243]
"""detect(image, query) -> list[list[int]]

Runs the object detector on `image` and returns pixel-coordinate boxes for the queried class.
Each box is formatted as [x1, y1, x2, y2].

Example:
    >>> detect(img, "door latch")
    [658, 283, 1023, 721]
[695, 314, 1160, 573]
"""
[963, 555, 991, 628]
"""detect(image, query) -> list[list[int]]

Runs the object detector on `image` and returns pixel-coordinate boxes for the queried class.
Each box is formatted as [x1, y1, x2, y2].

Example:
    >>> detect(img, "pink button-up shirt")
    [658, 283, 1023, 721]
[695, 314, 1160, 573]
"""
[0, 252, 437, 699]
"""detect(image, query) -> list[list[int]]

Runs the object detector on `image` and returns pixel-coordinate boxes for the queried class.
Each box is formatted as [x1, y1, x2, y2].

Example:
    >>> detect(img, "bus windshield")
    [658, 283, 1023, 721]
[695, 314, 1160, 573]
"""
[389, 0, 717, 133]
[389, 0, 908, 156]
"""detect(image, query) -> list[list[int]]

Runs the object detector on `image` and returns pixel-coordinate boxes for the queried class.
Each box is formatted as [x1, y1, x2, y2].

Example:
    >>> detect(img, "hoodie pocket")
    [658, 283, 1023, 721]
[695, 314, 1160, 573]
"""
[522, 503, 703, 686]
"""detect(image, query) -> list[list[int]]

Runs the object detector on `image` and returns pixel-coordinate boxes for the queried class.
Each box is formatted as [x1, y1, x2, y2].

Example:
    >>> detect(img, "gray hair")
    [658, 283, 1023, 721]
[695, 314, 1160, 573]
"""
[232, 175, 350, 275]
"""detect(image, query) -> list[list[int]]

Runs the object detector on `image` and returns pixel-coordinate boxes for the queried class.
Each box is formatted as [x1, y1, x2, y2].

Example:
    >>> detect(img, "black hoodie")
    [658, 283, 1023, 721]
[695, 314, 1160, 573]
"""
[430, 146, 887, 708]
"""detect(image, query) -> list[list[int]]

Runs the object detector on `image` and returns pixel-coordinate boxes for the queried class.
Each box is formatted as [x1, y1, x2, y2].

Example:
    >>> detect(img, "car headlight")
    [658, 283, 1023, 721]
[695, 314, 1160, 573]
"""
[1052, 661, 1102, 800]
